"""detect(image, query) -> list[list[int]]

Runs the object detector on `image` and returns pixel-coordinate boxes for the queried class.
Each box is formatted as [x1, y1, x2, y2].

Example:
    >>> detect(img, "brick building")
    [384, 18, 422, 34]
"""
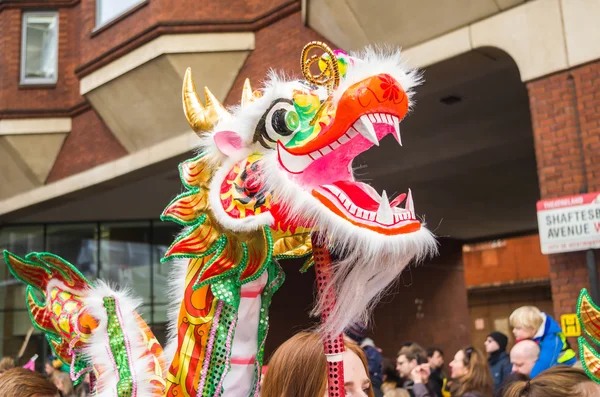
[0, 0, 599, 365]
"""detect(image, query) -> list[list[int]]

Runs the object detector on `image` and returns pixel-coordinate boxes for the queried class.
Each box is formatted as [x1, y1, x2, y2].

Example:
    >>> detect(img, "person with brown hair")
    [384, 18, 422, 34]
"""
[396, 343, 434, 397]
[53, 370, 76, 397]
[448, 347, 494, 397]
[260, 331, 375, 397]
[0, 356, 16, 376]
[502, 365, 600, 397]
[0, 367, 60, 397]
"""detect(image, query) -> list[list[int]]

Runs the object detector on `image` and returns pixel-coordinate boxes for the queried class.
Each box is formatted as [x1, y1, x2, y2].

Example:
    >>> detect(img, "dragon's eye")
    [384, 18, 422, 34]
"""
[266, 102, 299, 137]
[253, 99, 301, 149]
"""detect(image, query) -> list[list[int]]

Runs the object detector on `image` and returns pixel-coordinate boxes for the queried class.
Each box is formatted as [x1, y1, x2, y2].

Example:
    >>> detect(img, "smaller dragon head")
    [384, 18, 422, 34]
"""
[181, 43, 437, 333]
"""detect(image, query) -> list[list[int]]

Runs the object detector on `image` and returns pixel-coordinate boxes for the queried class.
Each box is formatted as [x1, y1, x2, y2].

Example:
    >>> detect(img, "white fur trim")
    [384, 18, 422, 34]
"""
[82, 281, 161, 397]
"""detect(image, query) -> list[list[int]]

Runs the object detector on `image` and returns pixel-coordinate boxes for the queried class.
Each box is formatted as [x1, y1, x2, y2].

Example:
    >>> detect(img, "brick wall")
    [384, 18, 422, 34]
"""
[527, 62, 600, 320]
[79, 0, 291, 67]
[0, 7, 80, 114]
[75, 0, 298, 76]
[463, 235, 550, 287]
[46, 108, 127, 182]
[225, 11, 334, 107]
[0, 2, 307, 182]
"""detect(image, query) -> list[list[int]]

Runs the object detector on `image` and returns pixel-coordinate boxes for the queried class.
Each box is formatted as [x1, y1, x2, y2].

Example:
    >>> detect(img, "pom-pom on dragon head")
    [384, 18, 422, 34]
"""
[177, 42, 437, 333]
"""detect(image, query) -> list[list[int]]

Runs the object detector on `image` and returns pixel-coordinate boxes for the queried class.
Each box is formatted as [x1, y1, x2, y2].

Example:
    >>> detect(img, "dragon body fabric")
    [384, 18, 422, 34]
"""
[4, 43, 436, 397]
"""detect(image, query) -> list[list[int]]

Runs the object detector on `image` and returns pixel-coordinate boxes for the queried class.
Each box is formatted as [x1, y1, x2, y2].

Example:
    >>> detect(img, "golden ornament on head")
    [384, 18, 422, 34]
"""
[182, 68, 230, 134]
[182, 69, 262, 134]
[301, 41, 340, 94]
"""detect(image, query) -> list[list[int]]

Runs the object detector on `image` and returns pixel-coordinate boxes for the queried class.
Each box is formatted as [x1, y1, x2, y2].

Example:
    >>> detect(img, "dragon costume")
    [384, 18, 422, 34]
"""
[4, 42, 436, 397]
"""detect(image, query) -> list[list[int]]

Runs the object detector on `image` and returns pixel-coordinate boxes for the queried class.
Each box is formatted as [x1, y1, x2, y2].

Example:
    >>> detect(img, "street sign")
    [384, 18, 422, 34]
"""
[537, 192, 600, 254]
[560, 314, 581, 337]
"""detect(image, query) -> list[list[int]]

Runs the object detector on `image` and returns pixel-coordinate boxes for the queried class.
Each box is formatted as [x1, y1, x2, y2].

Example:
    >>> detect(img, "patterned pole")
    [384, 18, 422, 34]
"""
[311, 232, 346, 397]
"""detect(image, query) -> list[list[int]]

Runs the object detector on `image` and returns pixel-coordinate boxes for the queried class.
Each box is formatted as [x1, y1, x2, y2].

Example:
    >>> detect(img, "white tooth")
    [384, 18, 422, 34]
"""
[326, 185, 341, 195]
[368, 114, 377, 122]
[338, 134, 351, 143]
[376, 190, 394, 225]
[277, 143, 313, 173]
[374, 113, 382, 123]
[368, 212, 375, 221]
[356, 116, 379, 146]
[330, 141, 340, 149]
[392, 116, 402, 146]
[387, 114, 394, 124]
[405, 189, 415, 218]
[350, 204, 358, 215]
[320, 146, 332, 155]
[310, 151, 322, 160]
[347, 128, 358, 138]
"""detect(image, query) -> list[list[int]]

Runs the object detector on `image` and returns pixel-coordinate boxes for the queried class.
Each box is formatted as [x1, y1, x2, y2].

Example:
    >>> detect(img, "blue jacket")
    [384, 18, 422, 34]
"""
[530, 313, 576, 377]
[488, 351, 511, 393]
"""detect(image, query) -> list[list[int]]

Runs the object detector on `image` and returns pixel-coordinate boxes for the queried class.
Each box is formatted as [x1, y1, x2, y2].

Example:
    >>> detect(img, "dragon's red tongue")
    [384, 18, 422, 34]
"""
[332, 181, 380, 211]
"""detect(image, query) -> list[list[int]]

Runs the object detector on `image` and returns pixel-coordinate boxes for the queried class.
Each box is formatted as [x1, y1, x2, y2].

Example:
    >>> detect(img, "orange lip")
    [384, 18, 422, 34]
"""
[286, 74, 409, 155]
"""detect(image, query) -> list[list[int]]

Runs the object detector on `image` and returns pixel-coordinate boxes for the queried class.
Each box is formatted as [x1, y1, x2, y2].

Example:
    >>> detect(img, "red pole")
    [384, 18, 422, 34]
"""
[312, 233, 346, 397]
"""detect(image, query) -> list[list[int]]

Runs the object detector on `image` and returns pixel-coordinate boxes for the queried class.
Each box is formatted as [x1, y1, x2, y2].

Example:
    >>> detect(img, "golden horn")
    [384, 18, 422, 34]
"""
[241, 78, 262, 107]
[182, 68, 230, 133]
[241, 78, 253, 107]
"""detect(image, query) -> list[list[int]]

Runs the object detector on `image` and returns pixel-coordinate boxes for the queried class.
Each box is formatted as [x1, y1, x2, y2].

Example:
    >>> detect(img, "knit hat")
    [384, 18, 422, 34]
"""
[488, 331, 509, 352]
[345, 322, 368, 343]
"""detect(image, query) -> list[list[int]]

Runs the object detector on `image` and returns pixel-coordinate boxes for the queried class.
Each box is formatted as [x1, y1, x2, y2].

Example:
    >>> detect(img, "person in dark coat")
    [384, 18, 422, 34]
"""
[426, 347, 445, 397]
[346, 322, 384, 397]
[484, 332, 512, 394]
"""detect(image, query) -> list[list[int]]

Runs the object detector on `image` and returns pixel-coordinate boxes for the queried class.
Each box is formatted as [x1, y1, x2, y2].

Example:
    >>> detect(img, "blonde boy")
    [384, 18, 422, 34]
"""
[509, 306, 576, 377]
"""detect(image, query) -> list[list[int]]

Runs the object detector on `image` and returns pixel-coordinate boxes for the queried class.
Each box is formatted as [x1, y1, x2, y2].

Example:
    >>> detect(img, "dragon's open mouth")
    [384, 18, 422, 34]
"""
[274, 73, 420, 235]
[278, 110, 419, 235]
[313, 118, 419, 235]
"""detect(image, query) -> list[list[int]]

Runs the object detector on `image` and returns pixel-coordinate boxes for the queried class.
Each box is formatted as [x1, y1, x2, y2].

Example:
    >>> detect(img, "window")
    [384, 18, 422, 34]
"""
[152, 222, 180, 304]
[21, 12, 58, 85]
[0, 226, 44, 357]
[96, 0, 145, 27]
[99, 222, 151, 302]
[0, 226, 44, 311]
[46, 224, 99, 278]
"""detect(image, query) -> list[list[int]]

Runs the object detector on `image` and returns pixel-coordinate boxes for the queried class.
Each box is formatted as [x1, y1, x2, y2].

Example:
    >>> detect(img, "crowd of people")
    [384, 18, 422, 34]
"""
[258, 305, 583, 397]
[0, 305, 598, 396]
[259, 305, 598, 397]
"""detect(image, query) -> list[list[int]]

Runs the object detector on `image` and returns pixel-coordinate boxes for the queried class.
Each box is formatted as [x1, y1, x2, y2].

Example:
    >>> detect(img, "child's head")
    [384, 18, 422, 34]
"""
[510, 306, 543, 341]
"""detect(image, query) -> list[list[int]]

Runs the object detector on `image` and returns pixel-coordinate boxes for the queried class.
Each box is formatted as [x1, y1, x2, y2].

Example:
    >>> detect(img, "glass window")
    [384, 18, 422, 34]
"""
[0, 226, 44, 310]
[46, 224, 98, 278]
[96, 0, 145, 27]
[21, 12, 58, 85]
[100, 222, 151, 302]
[0, 226, 44, 357]
[152, 222, 180, 304]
